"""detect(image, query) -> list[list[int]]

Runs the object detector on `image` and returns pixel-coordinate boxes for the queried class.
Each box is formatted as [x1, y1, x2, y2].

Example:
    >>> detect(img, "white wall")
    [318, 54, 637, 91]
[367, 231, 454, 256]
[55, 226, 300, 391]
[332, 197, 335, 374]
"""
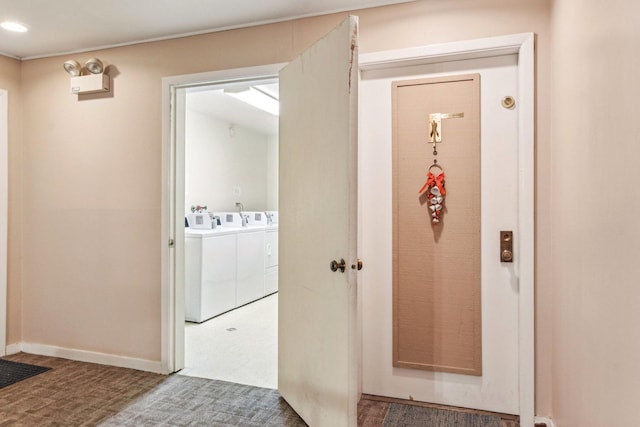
[185, 109, 277, 214]
[266, 134, 279, 211]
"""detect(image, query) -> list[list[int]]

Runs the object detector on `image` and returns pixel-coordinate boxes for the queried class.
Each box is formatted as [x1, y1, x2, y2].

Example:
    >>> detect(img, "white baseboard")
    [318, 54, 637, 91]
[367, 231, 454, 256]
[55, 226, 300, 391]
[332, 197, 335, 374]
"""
[5, 342, 23, 355]
[13, 342, 163, 374]
[535, 416, 556, 427]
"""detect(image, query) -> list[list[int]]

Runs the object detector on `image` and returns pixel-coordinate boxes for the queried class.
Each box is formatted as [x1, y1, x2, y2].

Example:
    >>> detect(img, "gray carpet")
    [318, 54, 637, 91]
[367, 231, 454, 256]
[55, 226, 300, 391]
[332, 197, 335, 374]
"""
[382, 403, 502, 427]
[98, 375, 307, 427]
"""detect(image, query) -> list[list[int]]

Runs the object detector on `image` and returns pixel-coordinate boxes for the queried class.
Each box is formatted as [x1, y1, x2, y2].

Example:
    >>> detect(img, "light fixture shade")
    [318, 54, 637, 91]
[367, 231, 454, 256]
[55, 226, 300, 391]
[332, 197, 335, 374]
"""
[63, 60, 82, 76]
[85, 58, 104, 74]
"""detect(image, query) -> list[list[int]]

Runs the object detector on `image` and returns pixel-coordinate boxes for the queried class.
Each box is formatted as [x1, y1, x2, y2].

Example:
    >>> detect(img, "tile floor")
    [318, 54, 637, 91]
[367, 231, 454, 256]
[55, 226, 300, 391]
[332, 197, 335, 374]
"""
[179, 293, 278, 389]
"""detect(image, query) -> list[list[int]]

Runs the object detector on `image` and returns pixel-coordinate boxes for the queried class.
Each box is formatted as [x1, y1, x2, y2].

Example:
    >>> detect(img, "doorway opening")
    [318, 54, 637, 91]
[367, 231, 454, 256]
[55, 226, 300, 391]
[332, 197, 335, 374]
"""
[171, 76, 280, 389]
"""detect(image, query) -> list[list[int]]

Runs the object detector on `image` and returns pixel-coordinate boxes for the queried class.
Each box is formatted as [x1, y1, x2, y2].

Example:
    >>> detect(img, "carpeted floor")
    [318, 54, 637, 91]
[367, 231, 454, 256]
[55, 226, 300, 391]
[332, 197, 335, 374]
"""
[0, 352, 519, 426]
[359, 395, 519, 427]
[382, 403, 502, 427]
[0, 353, 304, 426]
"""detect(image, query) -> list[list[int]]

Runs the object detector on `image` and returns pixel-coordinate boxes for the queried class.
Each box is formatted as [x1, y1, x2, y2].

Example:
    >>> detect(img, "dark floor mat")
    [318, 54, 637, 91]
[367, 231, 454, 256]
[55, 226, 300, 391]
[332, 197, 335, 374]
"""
[382, 403, 502, 427]
[0, 358, 51, 389]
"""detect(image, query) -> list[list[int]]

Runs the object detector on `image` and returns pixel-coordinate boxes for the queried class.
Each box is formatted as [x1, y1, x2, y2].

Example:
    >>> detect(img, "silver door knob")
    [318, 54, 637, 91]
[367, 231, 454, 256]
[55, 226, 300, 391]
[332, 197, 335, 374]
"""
[330, 259, 346, 273]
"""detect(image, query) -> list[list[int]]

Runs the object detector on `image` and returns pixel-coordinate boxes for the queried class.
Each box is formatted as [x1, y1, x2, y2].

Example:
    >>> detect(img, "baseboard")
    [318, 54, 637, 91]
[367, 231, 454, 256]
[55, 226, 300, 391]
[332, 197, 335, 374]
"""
[18, 342, 163, 374]
[5, 342, 23, 355]
[534, 416, 556, 427]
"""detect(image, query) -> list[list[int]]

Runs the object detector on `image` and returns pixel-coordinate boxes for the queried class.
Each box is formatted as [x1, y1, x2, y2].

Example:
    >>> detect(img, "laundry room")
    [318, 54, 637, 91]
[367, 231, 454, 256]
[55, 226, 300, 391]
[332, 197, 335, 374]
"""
[179, 79, 279, 389]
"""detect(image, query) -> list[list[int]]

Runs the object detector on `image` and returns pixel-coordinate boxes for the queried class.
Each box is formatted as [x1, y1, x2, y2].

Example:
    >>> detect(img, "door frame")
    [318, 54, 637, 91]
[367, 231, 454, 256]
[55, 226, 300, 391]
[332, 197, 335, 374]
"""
[161, 64, 285, 374]
[0, 89, 7, 357]
[160, 32, 534, 423]
[358, 33, 535, 424]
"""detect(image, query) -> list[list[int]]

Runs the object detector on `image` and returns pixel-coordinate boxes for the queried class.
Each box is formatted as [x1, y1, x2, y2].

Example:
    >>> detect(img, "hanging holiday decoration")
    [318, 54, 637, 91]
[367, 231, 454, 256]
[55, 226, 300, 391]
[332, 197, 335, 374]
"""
[419, 164, 446, 223]
[417, 112, 462, 225]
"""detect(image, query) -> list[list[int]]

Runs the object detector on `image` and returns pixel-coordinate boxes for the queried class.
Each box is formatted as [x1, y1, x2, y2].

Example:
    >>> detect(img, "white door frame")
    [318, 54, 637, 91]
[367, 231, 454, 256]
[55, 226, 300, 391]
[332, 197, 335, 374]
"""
[160, 32, 534, 423]
[358, 33, 535, 424]
[0, 89, 8, 357]
[161, 64, 285, 374]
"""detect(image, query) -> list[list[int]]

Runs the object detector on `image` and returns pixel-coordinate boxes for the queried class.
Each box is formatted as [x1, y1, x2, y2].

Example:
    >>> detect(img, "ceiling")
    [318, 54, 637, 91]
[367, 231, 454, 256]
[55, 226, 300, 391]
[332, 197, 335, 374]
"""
[1, 1, 414, 135]
[186, 81, 280, 136]
[0, 0, 414, 60]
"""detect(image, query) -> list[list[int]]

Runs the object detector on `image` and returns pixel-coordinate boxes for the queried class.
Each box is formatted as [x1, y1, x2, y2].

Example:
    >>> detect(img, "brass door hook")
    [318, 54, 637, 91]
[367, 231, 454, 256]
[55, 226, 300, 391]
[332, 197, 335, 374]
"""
[428, 112, 465, 144]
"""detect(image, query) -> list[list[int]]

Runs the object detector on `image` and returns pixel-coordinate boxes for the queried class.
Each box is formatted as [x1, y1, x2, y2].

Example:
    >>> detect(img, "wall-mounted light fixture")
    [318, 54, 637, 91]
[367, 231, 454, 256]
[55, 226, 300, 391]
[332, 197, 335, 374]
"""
[63, 58, 110, 95]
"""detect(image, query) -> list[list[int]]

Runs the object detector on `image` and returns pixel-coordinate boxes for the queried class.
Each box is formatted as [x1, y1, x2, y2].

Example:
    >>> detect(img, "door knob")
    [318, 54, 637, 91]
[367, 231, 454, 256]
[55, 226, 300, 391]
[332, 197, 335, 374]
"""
[330, 259, 346, 273]
[351, 259, 363, 270]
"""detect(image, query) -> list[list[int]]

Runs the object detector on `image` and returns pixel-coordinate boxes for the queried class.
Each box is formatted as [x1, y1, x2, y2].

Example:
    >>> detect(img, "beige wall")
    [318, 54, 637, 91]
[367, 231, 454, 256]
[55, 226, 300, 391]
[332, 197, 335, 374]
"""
[0, 54, 23, 346]
[551, 0, 640, 425]
[11, 0, 552, 416]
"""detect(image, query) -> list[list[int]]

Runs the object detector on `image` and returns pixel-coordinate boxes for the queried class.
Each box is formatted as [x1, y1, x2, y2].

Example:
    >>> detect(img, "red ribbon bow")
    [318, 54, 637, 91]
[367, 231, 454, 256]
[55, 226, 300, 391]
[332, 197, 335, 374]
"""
[418, 171, 446, 195]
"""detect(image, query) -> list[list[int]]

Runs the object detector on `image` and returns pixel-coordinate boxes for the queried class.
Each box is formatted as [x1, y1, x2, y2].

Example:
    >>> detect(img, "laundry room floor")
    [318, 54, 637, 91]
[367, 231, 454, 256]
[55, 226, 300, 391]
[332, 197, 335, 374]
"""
[179, 293, 278, 389]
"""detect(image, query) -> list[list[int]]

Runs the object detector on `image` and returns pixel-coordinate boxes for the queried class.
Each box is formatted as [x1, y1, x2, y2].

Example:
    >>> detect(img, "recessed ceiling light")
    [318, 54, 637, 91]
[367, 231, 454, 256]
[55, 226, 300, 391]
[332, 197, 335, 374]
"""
[1, 21, 28, 33]
[224, 87, 279, 116]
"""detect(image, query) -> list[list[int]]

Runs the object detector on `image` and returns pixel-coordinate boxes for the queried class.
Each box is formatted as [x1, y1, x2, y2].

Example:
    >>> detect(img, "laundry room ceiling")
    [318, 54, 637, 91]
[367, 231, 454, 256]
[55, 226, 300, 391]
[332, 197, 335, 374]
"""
[0, 0, 415, 59]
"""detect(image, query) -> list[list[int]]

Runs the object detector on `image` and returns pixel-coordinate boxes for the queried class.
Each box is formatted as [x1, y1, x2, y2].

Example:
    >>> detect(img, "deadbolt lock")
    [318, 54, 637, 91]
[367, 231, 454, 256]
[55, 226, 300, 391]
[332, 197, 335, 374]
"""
[500, 231, 514, 263]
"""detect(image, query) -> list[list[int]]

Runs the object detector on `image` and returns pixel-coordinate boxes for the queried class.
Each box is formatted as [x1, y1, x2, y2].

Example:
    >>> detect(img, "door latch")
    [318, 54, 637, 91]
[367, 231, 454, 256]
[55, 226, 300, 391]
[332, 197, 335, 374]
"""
[500, 231, 513, 262]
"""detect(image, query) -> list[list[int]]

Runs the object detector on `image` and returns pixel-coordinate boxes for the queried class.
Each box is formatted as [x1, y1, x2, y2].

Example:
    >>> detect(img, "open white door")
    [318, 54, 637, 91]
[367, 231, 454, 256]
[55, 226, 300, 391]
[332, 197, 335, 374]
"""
[278, 16, 359, 427]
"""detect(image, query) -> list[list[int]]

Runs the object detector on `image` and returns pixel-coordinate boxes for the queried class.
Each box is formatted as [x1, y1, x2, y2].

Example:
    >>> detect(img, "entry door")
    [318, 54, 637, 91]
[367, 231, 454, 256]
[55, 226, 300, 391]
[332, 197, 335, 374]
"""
[278, 17, 359, 427]
[361, 54, 521, 414]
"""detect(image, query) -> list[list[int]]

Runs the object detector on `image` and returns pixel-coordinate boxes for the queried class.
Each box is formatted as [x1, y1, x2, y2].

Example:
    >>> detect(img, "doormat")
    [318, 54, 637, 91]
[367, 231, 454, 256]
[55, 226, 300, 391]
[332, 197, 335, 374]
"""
[0, 359, 51, 389]
[382, 403, 502, 427]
